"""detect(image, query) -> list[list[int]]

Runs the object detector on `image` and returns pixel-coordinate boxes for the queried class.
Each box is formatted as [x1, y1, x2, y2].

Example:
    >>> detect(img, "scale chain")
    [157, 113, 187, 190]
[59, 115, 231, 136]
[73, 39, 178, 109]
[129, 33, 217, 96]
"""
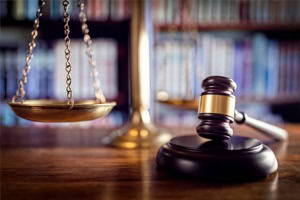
[12, 0, 105, 106]
[62, 0, 74, 109]
[12, 0, 45, 103]
[77, 0, 106, 103]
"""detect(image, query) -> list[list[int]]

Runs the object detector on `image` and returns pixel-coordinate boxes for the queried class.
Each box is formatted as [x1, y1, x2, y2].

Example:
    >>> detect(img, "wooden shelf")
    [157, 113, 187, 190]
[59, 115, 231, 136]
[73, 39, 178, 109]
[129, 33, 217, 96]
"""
[157, 96, 300, 111]
[0, 17, 128, 26]
[154, 23, 300, 32]
[238, 96, 300, 105]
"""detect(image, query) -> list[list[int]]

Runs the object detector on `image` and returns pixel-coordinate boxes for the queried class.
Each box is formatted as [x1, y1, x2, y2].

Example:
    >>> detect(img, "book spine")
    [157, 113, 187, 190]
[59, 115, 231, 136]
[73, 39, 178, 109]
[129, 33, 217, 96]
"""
[202, 34, 212, 78]
[173, 0, 181, 25]
[54, 41, 65, 99]
[108, 0, 116, 20]
[286, 42, 293, 95]
[27, 46, 40, 99]
[262, 0, 269, 24]
[206, 0, 213, 24]
[86, 0, 94, 20]
[71, 40, 80, 99]
[296, 42, 300, 94]
[123, 0, 131, 19]
[194, 35, 202, 95]
[233, 40, 244, 98]
[173, 38, 180, 98]
[157, 0, 166, 24]
[96, 39, 107, 98]
[266, 40, 279, 98]
[0, 51, 5, 100]
[278, 42, 287, 96]
[165, 0, 173, 24]
[70, 0, 78, 20]
[253, 33, 268, 99]
[224, 38, 235, 79]
[165, 36, 173, 98]
[109, 40, 118, 98]
[152, 0, 159, 24]
[242, 39, 253, 98]
[2, 102, 17, 127]
[5, 51, 17, 99]
[197, 0, 204, 24]
[38, 49, 46, 99]
[50, 0, 61, 20]
[213, 0, 222, 24]
[26, 0, 38, 20]
[47, 49, 55, 99]
[80, 42, 89, 99]
[0, 0, 8, 18]
[291, 43, 298, 95]
[13, 0, 25, 20]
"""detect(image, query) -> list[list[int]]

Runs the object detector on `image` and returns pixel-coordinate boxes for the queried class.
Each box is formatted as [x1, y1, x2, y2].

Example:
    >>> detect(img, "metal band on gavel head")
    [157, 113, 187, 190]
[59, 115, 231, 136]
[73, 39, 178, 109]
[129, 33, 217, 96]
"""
[198, 94, 236, 118]
[198, 76, 237, 119]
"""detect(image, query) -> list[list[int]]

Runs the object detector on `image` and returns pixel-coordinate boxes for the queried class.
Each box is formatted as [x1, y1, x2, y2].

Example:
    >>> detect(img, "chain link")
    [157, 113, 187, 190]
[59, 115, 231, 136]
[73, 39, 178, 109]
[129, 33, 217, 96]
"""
[12, 0, 45, 103]
[77, 0, 106, 103]
[62, 0, 74, 109]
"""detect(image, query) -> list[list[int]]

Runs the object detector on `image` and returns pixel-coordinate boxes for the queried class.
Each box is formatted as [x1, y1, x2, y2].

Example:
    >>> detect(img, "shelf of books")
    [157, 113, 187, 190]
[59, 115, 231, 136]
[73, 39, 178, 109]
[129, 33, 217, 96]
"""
[155, 24, 300, 32]
[0, 0, 131, 21]
[153, 32, 300, 101]
[0, 0, 131, 128]
[152, 0, 300, 27]
[151, 0, 300, 126]
[1, 0, 300, 127]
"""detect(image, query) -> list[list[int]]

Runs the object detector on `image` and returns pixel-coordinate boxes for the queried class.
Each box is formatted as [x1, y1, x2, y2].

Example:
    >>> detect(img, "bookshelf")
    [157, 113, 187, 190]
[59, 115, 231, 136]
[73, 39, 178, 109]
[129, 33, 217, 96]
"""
[155, 23, 300, 32]
[152, 0, 300, 124]
[0, 19, 130, 107]
[0, 0, 131, 127]
[239, 96, 300, 105]
[1, 0, 300, 127]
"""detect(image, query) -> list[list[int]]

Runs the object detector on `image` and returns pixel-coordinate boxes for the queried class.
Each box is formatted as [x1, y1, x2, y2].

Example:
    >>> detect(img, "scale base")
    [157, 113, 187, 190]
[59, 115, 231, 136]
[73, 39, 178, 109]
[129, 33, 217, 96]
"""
[156, 135, 278, 180]
[102, 109, 171, 148]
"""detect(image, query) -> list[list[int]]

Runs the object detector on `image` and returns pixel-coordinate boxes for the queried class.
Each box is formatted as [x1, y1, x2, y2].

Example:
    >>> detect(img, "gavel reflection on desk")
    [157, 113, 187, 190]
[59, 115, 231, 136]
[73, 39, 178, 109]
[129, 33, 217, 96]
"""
[157, 76, 288, 180]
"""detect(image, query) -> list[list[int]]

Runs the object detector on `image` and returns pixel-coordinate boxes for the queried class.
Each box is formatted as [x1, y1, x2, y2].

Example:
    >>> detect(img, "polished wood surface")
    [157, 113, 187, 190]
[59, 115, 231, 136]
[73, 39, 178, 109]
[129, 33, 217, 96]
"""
[1, 124, 300, 200]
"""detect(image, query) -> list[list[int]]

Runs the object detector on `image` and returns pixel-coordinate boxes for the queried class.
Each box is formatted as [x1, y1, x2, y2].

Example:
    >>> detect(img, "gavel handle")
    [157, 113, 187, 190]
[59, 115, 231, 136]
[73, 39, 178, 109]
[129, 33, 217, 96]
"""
[234, 110, 288, 141]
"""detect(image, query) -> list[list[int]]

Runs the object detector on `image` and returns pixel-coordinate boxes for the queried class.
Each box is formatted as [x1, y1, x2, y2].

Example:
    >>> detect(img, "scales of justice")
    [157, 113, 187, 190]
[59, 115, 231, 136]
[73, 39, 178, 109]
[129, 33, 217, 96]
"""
[8, 0, 289, 179]
[8, 0, 171, 148]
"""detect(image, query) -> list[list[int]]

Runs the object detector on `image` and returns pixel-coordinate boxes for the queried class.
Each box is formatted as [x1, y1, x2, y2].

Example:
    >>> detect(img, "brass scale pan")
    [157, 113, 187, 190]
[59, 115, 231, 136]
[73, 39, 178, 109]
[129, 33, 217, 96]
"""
[8, 0, 116, 123]
[157, 99, 198, 110]
[8, 100, 116, 123]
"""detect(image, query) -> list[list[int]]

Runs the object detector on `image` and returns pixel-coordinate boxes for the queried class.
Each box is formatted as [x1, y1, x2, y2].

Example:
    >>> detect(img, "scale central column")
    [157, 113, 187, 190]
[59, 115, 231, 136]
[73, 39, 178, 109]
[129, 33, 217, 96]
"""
[102, 0, 171, 148]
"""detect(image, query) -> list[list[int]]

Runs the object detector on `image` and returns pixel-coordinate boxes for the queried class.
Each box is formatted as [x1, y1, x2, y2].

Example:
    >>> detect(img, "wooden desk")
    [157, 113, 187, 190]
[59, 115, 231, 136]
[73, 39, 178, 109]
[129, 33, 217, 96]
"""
[1, 124, 300, 200]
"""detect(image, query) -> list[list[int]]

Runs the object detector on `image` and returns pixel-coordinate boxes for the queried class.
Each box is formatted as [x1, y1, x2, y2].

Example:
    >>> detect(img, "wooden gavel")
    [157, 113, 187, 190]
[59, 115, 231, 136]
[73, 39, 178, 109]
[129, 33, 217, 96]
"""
[197, 76, 288, 141]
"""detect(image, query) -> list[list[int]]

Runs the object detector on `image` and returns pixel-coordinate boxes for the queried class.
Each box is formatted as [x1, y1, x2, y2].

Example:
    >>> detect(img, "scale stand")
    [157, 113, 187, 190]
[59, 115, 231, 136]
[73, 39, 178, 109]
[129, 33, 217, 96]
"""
[102, 0, 171, 148]
[102, 109, 170, 148]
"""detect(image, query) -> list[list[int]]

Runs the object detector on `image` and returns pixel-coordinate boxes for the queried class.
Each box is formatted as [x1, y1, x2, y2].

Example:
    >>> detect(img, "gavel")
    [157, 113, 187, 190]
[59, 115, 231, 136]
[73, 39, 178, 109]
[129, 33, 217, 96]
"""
[197, 76, 288, 141]
[157, 76, 283, 179]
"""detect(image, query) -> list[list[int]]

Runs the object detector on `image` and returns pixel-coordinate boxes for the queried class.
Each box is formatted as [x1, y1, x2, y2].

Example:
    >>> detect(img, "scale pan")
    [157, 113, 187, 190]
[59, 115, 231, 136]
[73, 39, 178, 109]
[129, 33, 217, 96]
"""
[8, 100, 116, 122]
[157, 99, 198, 110]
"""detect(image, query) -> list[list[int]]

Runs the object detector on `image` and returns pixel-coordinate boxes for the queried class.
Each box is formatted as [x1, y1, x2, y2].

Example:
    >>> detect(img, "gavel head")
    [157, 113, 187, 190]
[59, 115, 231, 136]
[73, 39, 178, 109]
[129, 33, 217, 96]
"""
[197, 76, 237, 141]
